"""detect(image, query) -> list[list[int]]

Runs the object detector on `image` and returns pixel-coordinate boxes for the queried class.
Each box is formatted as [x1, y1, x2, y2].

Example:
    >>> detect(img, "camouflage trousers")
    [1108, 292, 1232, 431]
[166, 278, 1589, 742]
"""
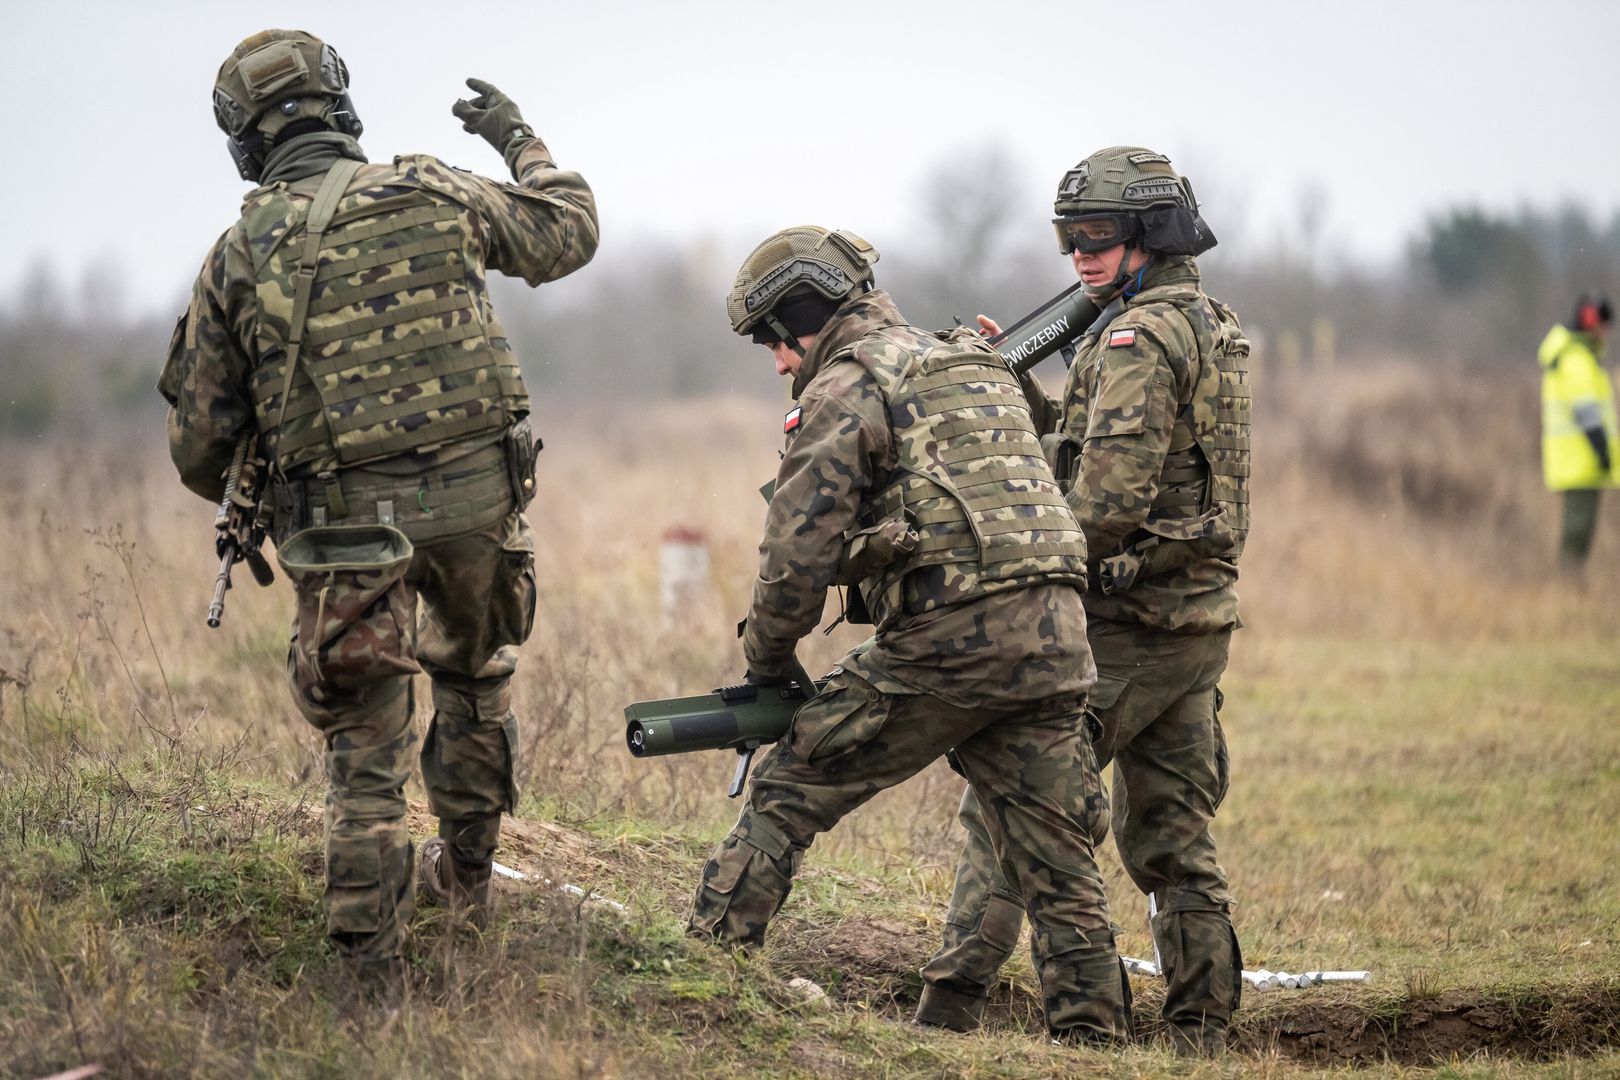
[278, 511, 536, 962]
[916, 621, 1240, 1052]
[687, 666, 1129, 1042]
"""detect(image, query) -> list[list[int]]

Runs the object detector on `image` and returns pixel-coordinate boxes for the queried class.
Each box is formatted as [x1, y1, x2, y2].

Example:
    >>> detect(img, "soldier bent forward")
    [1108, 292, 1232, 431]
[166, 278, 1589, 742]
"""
[686, 226, 1131, 1045]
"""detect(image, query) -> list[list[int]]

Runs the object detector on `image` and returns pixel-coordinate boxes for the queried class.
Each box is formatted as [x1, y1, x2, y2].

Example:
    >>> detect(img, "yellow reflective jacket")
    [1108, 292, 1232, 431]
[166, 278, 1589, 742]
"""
[1539, 324, 1619, 490]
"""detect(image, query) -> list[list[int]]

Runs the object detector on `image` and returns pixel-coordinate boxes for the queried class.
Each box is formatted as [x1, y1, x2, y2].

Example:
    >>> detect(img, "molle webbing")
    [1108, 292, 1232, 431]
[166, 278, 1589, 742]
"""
[298, 440, 514, 543]
[1150, 294, 1251, 554]
[251, 174, 529, 473]
[1149, 447, 1209, 514]
[850, 331, 1086, 624]
[1205, 309, 1252, 548]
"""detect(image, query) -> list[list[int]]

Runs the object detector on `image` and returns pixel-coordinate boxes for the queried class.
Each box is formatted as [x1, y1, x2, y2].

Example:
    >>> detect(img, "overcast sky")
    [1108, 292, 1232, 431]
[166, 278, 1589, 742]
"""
[4, 0, 1619, 317]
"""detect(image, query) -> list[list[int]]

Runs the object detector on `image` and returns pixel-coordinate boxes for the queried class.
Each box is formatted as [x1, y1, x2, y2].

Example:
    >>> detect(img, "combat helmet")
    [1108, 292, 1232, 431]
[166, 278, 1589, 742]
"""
[727, 226, 879, 355]
[1051, 147, 1217, 265]
[213, 29, 363, 182]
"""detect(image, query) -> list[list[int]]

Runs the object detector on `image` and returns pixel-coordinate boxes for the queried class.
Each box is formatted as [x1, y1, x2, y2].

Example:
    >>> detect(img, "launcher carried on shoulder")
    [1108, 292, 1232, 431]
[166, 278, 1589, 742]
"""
[624, 659, 824, 798]
[987, 280, 1103, 376]
[754, 284, 1102, 505]
[206, 432, 276, 628]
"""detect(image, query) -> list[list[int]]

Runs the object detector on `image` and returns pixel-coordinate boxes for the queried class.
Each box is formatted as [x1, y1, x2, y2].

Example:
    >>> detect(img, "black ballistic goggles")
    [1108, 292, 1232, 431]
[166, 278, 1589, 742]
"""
[1054, 212, 1139, 255]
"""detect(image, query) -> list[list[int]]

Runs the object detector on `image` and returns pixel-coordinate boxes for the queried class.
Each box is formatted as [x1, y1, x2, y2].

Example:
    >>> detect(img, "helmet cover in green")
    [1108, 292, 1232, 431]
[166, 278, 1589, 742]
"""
[1053, 146, 1216, 258]
[214, 29, 362, 180]
[727, 226, 880, 338]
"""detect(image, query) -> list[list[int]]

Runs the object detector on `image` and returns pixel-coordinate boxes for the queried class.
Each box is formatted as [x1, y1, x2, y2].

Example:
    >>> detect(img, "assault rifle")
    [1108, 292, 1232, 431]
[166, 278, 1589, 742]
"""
[206, 433, 275, 628]
[986, 280, 1103, 376]
[624, 659, 824, 797]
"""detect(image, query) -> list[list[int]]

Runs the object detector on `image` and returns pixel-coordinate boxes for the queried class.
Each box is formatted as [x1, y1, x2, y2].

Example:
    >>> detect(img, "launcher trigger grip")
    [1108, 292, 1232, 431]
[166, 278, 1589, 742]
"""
[728, 743, 761, 799]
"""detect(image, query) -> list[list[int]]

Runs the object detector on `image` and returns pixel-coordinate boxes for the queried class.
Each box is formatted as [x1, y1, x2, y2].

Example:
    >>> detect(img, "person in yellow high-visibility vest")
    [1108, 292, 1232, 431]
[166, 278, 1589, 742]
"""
[1539, 292, 1619, 568]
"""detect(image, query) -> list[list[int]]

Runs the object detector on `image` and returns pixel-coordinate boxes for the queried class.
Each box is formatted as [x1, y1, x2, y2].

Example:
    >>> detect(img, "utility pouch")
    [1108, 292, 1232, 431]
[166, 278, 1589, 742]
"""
[835, 511, 920, 586]
[277, 524, 418, 695]
[270, 474, 311, 542]
[785, 673, 893, 773]
[503, 419, 541, 511]
[1040, 431, 1083, 490]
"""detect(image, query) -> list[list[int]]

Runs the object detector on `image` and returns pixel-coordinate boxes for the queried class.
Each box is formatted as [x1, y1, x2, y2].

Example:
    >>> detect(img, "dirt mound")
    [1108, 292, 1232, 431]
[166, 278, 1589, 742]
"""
[338, 804, 1620, 1066]
[1253, 984, 1620, 1065]
[774, 913, 928, 1009]
[767, 905, 1620, 1065]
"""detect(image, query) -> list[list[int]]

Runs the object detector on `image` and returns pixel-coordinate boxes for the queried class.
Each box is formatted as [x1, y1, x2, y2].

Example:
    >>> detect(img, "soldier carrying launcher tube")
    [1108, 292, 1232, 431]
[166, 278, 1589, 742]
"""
[685, 226, 1132, 1047]
[915, 147, 1252, 1058]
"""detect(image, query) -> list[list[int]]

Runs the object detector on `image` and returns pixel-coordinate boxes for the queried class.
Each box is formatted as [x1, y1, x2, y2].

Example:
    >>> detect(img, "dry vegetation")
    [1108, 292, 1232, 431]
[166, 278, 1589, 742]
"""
[3, 364, 1619, 1078]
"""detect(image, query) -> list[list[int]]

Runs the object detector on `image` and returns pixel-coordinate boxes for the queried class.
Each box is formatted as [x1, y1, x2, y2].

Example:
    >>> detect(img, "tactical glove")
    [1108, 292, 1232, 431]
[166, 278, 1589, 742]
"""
[452, 78, 536, 173]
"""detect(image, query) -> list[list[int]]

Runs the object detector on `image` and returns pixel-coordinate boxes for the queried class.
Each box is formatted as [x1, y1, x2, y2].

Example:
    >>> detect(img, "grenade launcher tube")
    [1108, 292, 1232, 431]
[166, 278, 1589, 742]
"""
[625, 676, 824, 758]
[989, 280, 1102, 376]
[624, 659, 825, 797]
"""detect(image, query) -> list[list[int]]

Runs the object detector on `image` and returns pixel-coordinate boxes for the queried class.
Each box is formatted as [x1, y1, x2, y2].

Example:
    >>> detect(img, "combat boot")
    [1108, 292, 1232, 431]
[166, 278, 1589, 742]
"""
[1166, 1022, 1227, 1058]
[330, 930, 408, 1007]
[418, 836, 493, 925]
[912, 983, 989, 1032]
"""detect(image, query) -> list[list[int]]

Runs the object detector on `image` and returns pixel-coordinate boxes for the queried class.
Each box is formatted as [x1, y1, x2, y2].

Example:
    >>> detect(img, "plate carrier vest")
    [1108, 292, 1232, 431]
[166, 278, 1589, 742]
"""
[841, 326, 1088, 628]
[243, 160, 529, 475]
[1138, 295, 1251, 560]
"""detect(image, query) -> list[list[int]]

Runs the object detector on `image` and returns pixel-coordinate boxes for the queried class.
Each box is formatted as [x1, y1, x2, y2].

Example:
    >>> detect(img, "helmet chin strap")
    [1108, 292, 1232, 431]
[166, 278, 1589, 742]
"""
[1083, 248, 1153, 302]
[765, 312, 807, 359]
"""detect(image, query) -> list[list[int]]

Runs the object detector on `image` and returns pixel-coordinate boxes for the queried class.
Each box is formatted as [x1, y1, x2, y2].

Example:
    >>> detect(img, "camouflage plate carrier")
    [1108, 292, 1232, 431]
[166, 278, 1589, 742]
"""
[1106, 289, 1251, 590]
[244, 163, 529, 477]
[838, 326, 1088, 626]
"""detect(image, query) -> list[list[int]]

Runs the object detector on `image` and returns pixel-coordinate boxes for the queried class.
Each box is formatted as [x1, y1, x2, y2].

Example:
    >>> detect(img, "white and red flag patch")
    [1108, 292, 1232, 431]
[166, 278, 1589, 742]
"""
[783, 406, 802, 433]
[1108, 328, 1137, 349]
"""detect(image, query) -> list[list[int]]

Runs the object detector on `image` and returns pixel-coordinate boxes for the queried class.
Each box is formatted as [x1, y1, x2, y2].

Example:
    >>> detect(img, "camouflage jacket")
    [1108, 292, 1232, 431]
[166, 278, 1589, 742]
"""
[1027, 258, 1246, 634]
[159, 135, 598, 504]
[744, 290, 1095, 708]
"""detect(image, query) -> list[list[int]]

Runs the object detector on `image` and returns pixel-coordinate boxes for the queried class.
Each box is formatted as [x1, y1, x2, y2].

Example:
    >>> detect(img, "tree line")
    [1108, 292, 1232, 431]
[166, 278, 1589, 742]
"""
[3, 160, 1618, 437]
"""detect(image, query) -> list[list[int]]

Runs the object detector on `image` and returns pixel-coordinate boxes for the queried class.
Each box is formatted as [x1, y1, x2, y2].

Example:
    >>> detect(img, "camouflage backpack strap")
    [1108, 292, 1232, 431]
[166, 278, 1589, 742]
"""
[270, 157, 365, 449]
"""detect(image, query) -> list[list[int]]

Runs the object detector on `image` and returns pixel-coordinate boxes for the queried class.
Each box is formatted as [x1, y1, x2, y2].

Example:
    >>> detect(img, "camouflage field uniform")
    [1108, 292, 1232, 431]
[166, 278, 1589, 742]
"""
[917, 256, 1251, 1054]
[159, 129, 597, 965]
[687, 289, 1132, 1043]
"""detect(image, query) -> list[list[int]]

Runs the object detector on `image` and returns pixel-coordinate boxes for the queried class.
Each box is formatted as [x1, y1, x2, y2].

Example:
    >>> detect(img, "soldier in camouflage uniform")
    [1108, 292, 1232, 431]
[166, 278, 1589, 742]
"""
[915, 148, 1250, 1056]
[686, 226, 1131, 1045]
[157, 29, 598, 985]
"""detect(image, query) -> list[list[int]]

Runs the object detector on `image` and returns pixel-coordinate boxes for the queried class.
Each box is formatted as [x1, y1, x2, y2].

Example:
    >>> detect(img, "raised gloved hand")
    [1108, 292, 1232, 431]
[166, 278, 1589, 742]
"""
[452, 78, 535, 159]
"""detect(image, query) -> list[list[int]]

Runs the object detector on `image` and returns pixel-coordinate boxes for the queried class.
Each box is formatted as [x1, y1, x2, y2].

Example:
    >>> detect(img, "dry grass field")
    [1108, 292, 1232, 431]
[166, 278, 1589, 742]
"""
[2, 364, 1619, 1078]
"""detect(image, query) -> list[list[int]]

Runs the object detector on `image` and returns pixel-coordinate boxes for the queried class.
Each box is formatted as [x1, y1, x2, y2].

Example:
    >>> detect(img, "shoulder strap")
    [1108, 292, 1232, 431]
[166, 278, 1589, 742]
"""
[271, 158, 365, 455]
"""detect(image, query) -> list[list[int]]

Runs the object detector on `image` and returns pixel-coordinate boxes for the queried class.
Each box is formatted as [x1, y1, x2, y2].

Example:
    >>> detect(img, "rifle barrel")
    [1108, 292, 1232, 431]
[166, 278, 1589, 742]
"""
[207, 547, 235, 629]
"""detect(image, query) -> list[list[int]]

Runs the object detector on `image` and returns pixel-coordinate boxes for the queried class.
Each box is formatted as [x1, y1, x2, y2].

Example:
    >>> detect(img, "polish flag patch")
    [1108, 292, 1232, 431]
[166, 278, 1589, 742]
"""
[1108, 328, 1137, 349]
[784, 406, 802, 434]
